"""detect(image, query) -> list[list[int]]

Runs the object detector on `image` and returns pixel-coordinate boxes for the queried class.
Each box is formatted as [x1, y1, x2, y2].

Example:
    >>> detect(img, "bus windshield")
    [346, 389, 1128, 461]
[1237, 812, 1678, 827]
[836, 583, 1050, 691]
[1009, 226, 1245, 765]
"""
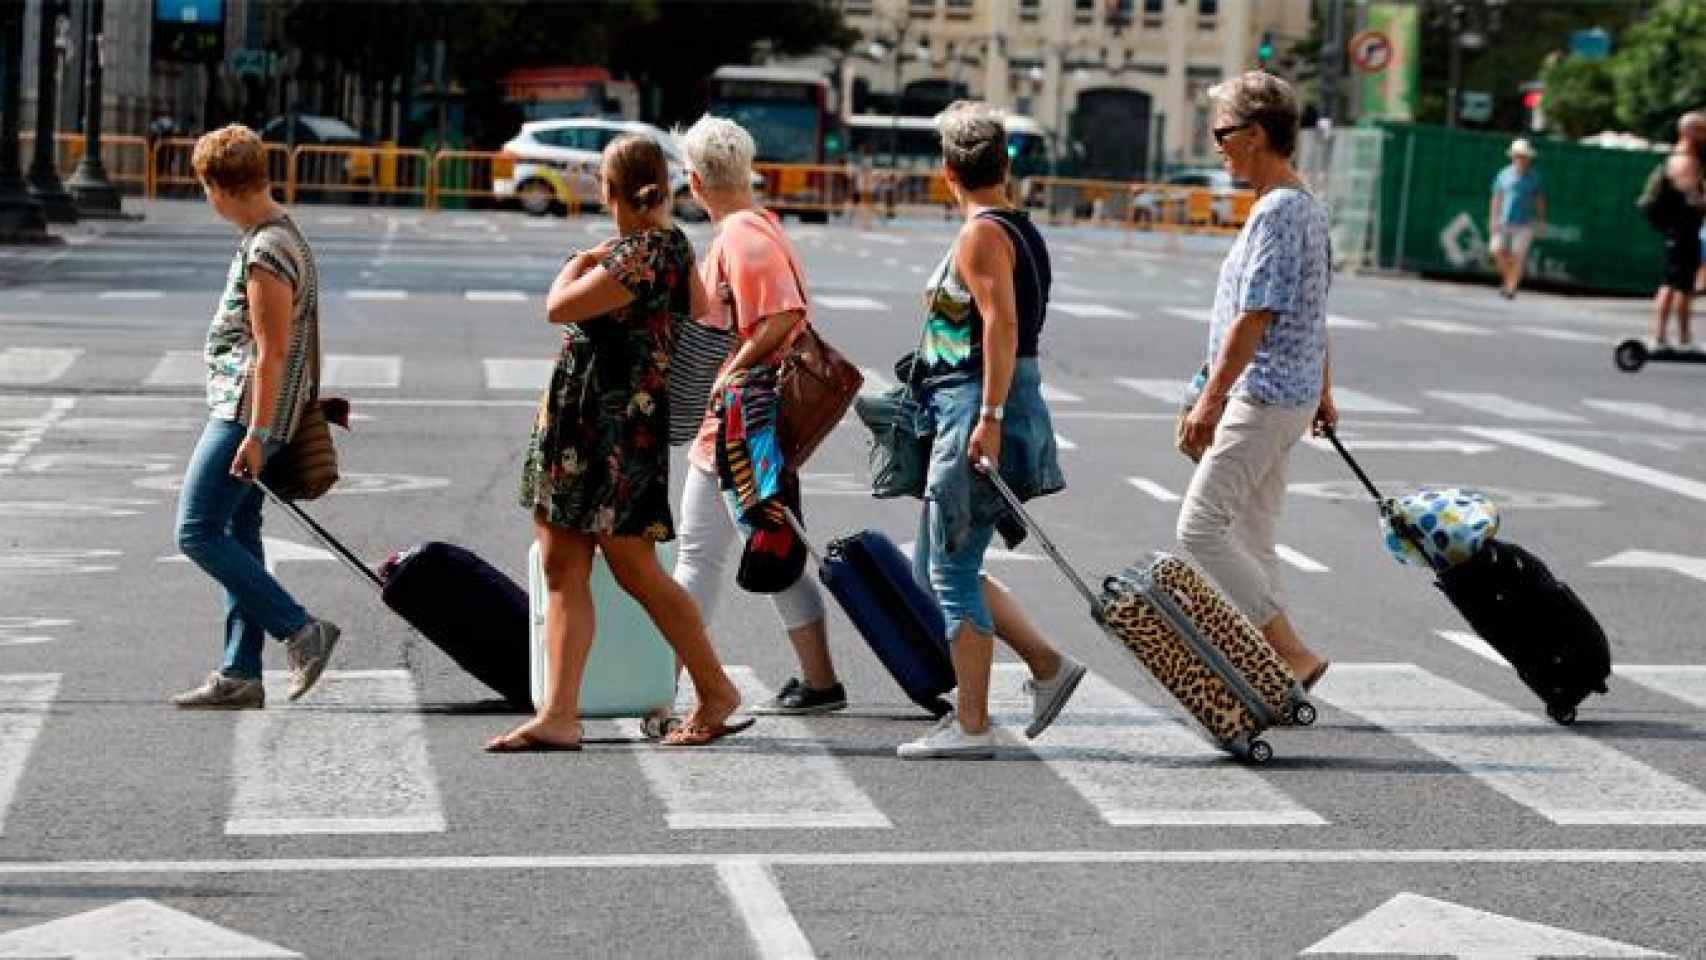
[709, 100, 821, 164]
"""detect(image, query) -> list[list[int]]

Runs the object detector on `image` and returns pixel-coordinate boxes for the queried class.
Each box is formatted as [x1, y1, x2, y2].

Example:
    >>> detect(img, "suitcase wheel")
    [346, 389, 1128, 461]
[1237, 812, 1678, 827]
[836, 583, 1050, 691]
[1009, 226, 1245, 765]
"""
[1289, 701, 1318, 727]
[1246, 740, 1274, 765]
[1546, 703, 1578, 726]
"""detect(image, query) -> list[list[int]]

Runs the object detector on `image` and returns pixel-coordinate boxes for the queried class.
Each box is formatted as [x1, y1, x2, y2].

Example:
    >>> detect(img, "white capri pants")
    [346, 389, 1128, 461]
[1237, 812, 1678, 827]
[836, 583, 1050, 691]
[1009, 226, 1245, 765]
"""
[672, 463, 826, 631]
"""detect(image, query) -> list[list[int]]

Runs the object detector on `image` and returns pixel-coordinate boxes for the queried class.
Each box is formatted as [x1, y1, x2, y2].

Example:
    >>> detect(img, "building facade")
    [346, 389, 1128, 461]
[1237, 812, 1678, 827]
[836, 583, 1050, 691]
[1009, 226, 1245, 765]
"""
[827, 0, 1311, 178]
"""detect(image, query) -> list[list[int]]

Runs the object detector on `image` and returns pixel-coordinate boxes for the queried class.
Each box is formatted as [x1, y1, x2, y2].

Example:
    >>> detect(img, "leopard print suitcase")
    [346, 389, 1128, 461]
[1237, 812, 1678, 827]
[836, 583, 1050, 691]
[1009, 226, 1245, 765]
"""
[1098, 554, 1315, 762]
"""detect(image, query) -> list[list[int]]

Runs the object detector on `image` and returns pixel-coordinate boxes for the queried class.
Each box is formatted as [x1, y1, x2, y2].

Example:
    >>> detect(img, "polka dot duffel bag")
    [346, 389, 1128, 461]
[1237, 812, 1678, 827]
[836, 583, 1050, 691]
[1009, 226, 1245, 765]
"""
[1380, 488, 1500, 572]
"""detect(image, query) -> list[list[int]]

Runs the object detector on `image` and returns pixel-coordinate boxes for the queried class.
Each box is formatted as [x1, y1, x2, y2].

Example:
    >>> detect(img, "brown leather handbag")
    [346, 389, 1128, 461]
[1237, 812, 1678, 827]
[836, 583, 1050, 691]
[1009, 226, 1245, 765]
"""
[776, 323, 863, 468]
[260, 322, 349, 501]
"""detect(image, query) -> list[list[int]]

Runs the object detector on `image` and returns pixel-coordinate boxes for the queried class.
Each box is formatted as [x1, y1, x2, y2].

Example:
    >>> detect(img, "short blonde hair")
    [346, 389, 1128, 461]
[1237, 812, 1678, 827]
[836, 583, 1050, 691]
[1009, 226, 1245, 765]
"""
[678, 116, 755, 192]
[192, 124, 269, 195]
[936, 101, 1008, 190]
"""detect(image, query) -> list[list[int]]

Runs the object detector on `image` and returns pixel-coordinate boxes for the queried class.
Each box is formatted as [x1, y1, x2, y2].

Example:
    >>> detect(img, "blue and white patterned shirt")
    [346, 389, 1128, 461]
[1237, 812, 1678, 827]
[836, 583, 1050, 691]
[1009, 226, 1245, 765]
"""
[1205, 187, 1331, 408]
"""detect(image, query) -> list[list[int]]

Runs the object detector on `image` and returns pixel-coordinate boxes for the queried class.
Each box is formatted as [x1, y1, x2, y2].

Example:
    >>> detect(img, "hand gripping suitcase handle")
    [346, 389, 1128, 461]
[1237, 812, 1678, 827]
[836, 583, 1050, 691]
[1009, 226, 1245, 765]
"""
[253, 477, 386, 592]
[977, 457, 1104, 618]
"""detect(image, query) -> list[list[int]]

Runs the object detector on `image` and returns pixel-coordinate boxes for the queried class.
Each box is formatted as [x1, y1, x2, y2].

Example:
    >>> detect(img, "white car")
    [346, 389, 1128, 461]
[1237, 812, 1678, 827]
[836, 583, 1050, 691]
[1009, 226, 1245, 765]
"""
[494, 119, 707, 220]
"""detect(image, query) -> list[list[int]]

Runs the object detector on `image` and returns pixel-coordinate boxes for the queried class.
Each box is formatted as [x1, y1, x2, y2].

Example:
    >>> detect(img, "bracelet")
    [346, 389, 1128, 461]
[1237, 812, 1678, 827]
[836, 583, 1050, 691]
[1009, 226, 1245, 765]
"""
[247, 425, 273, 441]
[979, 404, 1005, 422]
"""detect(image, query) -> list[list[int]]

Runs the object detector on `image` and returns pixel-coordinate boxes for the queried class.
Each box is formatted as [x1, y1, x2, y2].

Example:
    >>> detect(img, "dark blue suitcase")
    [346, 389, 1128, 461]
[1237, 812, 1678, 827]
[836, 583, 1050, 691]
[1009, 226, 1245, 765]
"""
[789, 512, 953, 717]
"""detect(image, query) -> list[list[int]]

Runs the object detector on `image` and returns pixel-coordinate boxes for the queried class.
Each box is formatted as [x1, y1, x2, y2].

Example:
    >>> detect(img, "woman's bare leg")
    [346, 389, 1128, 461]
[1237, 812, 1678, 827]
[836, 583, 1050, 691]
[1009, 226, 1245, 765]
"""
[983, 574, 1062, 682]
[488, 516, 596, 749]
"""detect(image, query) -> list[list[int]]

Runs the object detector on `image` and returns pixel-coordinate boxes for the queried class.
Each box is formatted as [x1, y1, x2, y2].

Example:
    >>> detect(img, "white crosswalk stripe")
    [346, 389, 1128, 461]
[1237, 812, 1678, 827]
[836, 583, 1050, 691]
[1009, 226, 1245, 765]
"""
[1040, 383, 1082, 403]
[857, 366, 895, 397]
[1314, 663, 1706, 825]
[1126, 477, 1181, 502]
[99, 290, 164, 300]
[1162, 307, 1211, 325]
[1115, 377, 1187, 405]
[1514, 325, 1606, 344]
[143, 351, 203, 387]
[322, 354, 402, 389]
[617, 667, 890, 830]
[0, 674, 59, 836]
[1052, 303, 1133, 320]
[1275, 544, 1329, 573]
[1327, 314, 1380, 330]
[1584, 400, 1706, 432]
[1399, 318, 1494, 336]
[227, 670, 446, 835]
[1053, 433, 1078, 451]
[0, 348, 80, 386]
[484, 358, 553, 391]
[1427, 391, 1587, 423]
[1617, 666, 1706, 711]
[1332, 388, 1418, 415]
[346, 289, 408, 301]
[991, 665, 1326, 826]
[814, 295, 887, 312]
[465, 290, 529, 303]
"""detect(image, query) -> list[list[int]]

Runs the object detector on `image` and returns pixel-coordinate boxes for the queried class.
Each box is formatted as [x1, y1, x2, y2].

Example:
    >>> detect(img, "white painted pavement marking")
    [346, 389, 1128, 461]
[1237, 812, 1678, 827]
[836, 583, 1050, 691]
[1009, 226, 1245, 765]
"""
[464, 290, 529, 303]
[0, 397, 74, 476]
[1438, 629, 1504, 665]
[1617, 666, 1706, 711]
[1275, 544, 1330, 573]
[226, 670, 446, 835]
[1463, 428, 1706, 504]
[1039, 383, 1082, 403]
[1332, 388, 1419, 415]
[98, 290, 164, 300]
[1303, 435, 1499, 455]
[716, 861, 817, 960]
[1162, 307, 1211, 325]
[1398, 317, 1495, 336]
[812, 295, 887, 312]
[1115, 377, 1187, 405]
[1313, 663, 1706, 825]
[0, 898, 303, 959]
[1051, 302, 1133, 320]
[0, 675, 59, 835]
[321, 354, 402, 389]
[990, 665, 1326, 826]
[1584, 399, 1706, 432]
[899, 541, 1041, 563]
[160, 536, 334, 578]
[483, 358, 553, 391]
[858, 232, 907, 245]
[1302, 892, 1671, 959]
[0, 548, 120, 574]
[344, 289, 408, 301]
[319, 214, 355, 224]
[0, 347, 80, 385]
[1052, 432, 1077, 451]
[1126, 477, 1181, 502]
[0, 618, 73, 647]
[143, 350, 204, 387]
[1427, 391, 1587, 423]
[1514, 325, 1607, 344]
[856, 366, 894, 397]
[618, 667, 890, 830]
[1594, 549, 1706, 584]
[1326, 314, 1380, 330]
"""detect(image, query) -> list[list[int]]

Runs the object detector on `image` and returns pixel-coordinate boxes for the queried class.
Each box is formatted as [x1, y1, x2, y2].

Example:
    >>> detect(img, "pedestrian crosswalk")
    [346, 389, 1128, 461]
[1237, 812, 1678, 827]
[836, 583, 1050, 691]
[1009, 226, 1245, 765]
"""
[5, 661, 1706, 840]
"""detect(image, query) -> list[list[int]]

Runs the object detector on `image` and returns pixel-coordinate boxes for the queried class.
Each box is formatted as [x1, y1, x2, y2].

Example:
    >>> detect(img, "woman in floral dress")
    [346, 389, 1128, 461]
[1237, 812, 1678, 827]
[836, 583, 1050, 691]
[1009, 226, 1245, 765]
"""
[490, 135, 747, 752]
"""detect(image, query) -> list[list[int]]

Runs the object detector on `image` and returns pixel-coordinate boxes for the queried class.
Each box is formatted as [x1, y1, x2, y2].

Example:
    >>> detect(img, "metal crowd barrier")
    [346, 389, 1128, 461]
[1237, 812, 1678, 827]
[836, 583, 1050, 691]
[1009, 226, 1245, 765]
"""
[427, 150, 525, 210]
[289, 144, 430, 206]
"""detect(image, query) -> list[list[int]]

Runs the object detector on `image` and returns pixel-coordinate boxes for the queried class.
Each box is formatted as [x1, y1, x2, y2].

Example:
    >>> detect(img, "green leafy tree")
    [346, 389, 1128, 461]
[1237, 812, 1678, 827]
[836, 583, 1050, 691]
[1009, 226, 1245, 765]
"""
[1610, 0, 1706, 141]
[1542, 55, 1618, 138]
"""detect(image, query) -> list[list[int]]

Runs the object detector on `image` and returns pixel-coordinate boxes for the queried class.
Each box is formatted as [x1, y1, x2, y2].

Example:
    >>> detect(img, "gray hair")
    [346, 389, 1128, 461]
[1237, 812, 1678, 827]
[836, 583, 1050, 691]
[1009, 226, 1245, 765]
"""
[935, 101, 1009, 190]
[677, 115, 756, 193]
[1209, 71, 1301, 159]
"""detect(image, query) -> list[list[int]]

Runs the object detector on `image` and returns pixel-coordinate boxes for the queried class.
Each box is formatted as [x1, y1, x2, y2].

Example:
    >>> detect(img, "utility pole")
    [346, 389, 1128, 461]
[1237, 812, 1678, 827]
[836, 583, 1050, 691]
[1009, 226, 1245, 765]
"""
[26, 0, 76, 222]
[65, 0, 122, 217]
[1320, 0, 1345, 123]
[0, 0, 53, 242]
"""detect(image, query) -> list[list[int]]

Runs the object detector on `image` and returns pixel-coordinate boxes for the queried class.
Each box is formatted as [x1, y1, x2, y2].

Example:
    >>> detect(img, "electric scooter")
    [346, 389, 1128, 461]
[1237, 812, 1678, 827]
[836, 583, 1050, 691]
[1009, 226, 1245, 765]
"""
[1613, 339, 1706, 372]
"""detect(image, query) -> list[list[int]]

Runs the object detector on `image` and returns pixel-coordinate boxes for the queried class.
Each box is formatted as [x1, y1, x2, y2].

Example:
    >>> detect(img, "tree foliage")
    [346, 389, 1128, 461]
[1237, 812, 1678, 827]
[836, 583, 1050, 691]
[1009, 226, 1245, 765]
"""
[1541, 55, 1617, 139]
[1609, 0, 1706, 141]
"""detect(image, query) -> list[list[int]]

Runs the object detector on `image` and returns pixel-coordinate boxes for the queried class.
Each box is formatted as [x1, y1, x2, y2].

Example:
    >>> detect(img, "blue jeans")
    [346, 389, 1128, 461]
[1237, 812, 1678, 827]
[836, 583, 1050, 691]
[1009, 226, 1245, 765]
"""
[175, 418, 311, 680]
[913, 495, 996, 638]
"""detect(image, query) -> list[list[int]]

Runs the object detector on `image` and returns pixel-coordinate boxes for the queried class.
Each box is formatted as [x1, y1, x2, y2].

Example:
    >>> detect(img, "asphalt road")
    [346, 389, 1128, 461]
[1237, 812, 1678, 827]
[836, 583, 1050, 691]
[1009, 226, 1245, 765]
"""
[1, 200, 1703, 959]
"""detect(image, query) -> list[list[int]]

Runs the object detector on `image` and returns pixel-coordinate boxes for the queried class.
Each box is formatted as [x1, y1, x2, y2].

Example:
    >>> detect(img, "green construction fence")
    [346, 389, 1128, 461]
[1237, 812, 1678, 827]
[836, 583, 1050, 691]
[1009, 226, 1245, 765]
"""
[1375, 123, 1672, 295]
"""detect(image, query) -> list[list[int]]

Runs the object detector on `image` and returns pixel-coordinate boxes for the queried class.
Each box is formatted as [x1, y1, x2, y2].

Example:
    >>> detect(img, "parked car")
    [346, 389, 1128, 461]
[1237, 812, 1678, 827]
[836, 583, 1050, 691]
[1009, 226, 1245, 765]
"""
[1129, 170, 1250, 227]
[494, 119, 712, 221]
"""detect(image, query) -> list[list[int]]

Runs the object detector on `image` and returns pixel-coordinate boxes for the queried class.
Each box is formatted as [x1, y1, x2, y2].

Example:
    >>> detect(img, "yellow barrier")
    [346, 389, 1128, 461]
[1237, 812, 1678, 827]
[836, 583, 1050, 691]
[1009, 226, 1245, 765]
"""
[146, 137, 291, 201]
[290, 144, 429, 206]
[1024, 175, 1255, 234]
[752, 162, 855, 219]
[427, 150, 544, 210]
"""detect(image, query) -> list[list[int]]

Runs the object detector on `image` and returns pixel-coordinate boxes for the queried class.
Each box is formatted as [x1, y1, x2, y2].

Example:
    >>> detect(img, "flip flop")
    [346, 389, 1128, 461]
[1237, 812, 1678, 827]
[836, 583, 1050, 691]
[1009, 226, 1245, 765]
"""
[1302, 661, 1331, 693]
[660, 717, 756, 747]
[484, 731, 583, 754]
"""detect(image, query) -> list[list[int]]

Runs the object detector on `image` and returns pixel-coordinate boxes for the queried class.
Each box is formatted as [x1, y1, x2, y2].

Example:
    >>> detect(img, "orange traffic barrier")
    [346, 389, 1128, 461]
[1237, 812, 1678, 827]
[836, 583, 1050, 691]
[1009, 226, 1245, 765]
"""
[427, 150, 538, 210]
[289, 144, 429, 206]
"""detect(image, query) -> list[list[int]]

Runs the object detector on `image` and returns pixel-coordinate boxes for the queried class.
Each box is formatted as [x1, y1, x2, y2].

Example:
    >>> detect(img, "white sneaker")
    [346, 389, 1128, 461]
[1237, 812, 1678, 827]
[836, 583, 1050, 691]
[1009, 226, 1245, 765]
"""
[896, 712, 995, 760]
[1024, 655, 1087, 739]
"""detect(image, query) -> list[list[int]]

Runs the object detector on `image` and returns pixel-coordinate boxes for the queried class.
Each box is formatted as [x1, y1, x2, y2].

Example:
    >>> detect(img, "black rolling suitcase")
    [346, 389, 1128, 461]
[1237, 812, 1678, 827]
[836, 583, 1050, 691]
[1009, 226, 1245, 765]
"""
[257, 480, 533, 708]
[1323, 429, 1611, 724]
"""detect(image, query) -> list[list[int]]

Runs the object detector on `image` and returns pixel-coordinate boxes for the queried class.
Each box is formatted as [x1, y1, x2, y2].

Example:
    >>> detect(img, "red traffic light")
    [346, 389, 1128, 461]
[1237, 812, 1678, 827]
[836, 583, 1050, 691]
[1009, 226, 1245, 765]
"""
[1521, 83, 1545, 110]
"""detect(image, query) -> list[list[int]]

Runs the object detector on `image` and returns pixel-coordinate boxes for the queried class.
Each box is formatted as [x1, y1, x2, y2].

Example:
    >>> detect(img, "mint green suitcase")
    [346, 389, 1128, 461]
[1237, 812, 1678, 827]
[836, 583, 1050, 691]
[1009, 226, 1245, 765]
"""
[527, 541, 678, 717]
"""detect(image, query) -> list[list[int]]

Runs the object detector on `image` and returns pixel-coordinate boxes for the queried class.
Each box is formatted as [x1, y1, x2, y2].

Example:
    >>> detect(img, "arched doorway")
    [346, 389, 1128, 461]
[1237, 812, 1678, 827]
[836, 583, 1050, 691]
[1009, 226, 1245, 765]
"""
[1072, 88, 1152, 181]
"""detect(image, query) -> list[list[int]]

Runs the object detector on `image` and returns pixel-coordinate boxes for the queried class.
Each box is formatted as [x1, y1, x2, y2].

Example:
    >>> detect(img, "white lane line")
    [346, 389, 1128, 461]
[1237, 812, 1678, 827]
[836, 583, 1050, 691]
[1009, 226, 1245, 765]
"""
[856, 366, 894, 397]
[1333, 388, 1419, 415]
[1313, 663, 1706, 825]
[1462, 428, 1706, 504]
[483, 358, 553, 391]
[345, 289, 408, 301]
[1514, 325, 1606, 344]
[1115, 377, 1187, 405]
[1616, 666, 1706, 711]
[1126, 477, 1181, 502]
[1275, 544, 1329, 573]
[1053, 433, 1077, 451]
[1302, 436, 1498, 455]
[321, 354, 402, 389]
[98, 290, 164, 300]
[1593, 549, 1706, 584]
[619, 667, 890, 830]
[143, 351, 203, 387]
[0, 348, 81, 386]
[1039, 383, 1083, 404]
[0, 675, 60, 836]
[1438, 629, 1503, 665]
[899, 541, 1041, 563]
[0, 397, 74, 476]
[1584, 400, 1706, 432]
[1162, 307, 1211, 325]
[717, 860, 816, 960]
[858, 232, 907, 245]
[319, 214, 355, 225]
[1327, 314, 1380, 330]
[1052, 302, 1133, 320]
[464, 290, 529, 303]
[991, 665, 1326, 826]
[1426, 391, 1587, 424]
[227, 670, 445, 835]
[1399, 317, 1494, 336]
[813, 295, 887, 312]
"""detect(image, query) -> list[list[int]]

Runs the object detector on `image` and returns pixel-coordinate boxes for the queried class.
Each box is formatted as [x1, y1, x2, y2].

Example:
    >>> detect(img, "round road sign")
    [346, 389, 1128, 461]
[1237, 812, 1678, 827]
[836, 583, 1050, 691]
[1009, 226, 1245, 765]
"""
[1349, 30, 1393, 74]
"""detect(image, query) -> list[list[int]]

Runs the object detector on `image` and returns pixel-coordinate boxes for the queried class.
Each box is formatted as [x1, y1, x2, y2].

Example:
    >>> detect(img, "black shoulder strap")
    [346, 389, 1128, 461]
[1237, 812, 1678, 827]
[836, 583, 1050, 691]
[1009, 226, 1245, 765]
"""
[976, 210, 1044, 327]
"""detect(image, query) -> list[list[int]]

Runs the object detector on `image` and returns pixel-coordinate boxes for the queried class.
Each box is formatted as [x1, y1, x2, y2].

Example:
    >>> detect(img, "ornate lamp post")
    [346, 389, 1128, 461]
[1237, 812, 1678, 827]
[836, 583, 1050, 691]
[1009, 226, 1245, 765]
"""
[26, 0, 76, 221]
[0, 0, 52, 242]
[65, 0, 123, 217]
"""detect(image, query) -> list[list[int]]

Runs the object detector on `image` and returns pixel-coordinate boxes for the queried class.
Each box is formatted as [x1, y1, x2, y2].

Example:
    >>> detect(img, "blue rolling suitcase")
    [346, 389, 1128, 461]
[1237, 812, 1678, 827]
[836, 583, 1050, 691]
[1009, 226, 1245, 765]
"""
[788, 511, 954, 717]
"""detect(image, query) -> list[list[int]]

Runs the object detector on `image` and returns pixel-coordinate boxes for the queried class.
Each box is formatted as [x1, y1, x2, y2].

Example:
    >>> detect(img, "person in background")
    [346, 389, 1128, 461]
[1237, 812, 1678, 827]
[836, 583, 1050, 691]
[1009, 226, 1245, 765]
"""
[1488, 138, 1546, 301]
[1648, 113, 1706, 350]
[897, 102, 1086, 760]
[1176, 72, 1336, 693]
[172, 124, 340, 710]
[671, 115, 848, 715]
[494, 134, 748, 752]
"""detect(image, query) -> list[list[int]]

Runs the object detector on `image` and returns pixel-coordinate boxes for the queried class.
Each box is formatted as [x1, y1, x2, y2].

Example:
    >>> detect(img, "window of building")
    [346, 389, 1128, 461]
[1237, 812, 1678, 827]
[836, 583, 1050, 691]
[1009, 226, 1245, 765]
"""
[945, 0, 973, 19]
[1075, 0, 1095, 24]
[1198, 0, 1218, 28]
[1019, 0, 1040, 20]
[844, 0, 873, 14]
[911, 0, 936, 15]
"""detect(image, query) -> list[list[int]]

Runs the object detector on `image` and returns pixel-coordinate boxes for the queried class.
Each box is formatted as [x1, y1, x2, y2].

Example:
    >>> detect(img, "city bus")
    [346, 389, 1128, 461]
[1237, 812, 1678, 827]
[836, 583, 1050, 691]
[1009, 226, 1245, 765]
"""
[707, 65, 840, 219]
[844, 113, 1052, 179]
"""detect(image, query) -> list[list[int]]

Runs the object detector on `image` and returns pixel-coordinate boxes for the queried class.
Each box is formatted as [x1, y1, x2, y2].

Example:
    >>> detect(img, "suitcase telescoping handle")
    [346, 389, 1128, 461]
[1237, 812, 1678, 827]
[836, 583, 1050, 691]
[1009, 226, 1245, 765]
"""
[781, 507, 825, 567]
[1317, 427, 1447, 575]
[976, 457, 1105, 619]
[253, 476, 386, 592]
[1319, 425, 1386, 503]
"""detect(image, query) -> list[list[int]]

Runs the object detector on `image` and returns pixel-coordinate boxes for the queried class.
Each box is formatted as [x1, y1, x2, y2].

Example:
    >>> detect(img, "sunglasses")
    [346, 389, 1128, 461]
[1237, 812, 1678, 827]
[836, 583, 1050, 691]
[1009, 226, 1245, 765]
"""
[1213, 123, 1252, 147]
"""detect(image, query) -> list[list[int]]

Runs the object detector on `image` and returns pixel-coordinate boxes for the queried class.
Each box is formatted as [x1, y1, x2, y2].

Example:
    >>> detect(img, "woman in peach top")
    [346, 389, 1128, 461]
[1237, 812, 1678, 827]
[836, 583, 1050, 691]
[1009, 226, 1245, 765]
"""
[671, 115, 847, 715]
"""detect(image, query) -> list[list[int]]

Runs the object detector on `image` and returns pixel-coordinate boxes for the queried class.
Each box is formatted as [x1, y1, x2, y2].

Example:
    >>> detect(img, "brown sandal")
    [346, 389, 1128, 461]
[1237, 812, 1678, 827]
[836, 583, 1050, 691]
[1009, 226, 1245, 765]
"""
[660, 717, 755, 747]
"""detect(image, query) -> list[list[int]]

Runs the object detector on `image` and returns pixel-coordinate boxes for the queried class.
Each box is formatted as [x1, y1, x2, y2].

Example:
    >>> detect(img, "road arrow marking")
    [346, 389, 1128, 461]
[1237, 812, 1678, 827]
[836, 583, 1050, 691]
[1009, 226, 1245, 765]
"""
[1302, 892, 1670, 958]
[0, 898, 301, 958]
[1592, 550, 1706, 584]
[160, 537, 335, 577]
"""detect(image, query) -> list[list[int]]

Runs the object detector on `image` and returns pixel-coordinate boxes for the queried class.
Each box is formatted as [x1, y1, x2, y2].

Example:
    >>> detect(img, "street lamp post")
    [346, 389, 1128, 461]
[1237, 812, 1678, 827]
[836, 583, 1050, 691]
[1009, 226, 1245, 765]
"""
[65, 0, 122, 217]
[26, 0, 76, 222]
[0, 0, 52, 242]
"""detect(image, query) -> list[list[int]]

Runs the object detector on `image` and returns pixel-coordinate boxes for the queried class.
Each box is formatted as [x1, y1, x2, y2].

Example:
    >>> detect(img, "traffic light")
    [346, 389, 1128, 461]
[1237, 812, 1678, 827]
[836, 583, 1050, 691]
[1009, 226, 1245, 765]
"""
[1521, 85, 1544, 112]
[1258, 30, 1275, 66]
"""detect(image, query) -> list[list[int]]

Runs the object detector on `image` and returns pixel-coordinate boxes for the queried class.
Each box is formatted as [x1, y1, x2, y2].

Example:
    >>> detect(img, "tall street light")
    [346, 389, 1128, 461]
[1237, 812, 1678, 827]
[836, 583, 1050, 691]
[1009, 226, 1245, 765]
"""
[26, 0, 76, 222]
[65, 0, 123, 217]
[0, 0, 53, 243]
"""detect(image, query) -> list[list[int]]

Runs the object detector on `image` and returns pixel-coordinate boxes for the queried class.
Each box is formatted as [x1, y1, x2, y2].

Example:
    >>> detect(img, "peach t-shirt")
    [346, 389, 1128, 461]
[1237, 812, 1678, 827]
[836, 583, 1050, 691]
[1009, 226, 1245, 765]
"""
[687, 208, 810, 472]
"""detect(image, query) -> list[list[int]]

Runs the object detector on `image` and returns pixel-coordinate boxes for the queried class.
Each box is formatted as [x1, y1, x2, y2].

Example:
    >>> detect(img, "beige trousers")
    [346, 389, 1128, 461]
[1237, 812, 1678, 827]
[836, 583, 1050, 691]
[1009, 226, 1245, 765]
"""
[1175, 396, 1315, 627]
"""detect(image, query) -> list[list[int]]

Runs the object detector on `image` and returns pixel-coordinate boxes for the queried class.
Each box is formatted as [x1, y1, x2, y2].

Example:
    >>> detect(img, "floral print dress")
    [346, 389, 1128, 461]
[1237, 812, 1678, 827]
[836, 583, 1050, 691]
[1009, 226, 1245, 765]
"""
[519, 227, 692, 541]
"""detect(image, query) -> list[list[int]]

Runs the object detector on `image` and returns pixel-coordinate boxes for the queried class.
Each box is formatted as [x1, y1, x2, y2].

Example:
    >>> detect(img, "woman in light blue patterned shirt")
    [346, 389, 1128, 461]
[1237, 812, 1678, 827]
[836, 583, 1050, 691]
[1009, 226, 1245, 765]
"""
[1176, 72, 1336, 692]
